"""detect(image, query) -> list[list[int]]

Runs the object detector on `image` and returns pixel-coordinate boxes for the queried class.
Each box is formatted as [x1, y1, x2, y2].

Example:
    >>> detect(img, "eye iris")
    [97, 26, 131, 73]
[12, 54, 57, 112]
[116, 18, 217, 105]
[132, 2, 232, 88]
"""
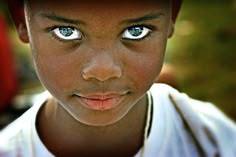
[128, 27, 143, 37]
[59, 27, 74, 37]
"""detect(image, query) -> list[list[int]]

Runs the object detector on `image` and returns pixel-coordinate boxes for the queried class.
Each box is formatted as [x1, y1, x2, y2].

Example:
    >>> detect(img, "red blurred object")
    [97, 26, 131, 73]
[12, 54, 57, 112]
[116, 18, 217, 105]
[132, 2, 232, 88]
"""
[0, 13, 18, 113]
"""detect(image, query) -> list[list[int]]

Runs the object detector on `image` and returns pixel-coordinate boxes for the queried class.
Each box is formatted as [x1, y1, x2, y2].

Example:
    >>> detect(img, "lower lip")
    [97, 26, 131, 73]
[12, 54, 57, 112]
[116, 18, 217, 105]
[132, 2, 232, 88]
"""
[77, 96, 124, 111]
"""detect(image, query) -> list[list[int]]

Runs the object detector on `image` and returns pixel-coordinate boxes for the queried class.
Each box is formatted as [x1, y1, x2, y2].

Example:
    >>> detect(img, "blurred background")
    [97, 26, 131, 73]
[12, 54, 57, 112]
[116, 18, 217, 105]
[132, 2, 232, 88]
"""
[0, 0, 235, 129]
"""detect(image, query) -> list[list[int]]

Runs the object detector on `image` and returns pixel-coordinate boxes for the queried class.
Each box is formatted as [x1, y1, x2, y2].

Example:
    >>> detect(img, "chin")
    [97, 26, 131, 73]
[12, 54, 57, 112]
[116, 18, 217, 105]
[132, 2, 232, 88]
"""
[76, 115, 124, 127]
[70, 111, 126, 127]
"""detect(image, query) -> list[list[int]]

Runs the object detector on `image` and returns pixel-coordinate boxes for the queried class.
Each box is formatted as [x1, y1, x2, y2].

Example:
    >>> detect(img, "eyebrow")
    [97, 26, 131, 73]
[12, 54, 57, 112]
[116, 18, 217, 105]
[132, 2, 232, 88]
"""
[119, 12, 164, 25]
[39, 12, 163, 25]
[40, 13, 86, 25]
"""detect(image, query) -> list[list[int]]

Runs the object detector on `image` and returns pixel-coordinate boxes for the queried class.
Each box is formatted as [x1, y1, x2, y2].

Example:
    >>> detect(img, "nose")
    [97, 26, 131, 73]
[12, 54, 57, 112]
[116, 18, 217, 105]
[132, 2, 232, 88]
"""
[82, 53, 122, 81]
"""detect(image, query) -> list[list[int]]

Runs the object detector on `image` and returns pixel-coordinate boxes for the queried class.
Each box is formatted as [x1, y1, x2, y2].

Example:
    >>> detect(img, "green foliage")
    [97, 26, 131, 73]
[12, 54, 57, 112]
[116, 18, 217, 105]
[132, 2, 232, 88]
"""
[167, 1, 236, 119]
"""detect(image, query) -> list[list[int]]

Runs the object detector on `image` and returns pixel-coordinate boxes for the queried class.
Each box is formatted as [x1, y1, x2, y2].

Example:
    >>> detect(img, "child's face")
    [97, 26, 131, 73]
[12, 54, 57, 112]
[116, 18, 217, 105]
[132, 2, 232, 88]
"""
[22, 0, 173, 126]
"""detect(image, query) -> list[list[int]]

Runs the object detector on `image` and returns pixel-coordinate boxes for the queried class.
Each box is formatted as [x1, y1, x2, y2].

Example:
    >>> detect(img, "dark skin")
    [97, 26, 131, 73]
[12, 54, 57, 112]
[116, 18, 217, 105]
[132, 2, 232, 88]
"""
[38, 95, 147, 156]
[8, 0, 181, 156]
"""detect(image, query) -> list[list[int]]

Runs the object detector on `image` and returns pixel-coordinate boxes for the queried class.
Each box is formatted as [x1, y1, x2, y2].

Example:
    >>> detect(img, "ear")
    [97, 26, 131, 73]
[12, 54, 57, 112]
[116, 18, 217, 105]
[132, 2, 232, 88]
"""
[168, 0, 182, 38]
[8, 0, 29, 43]
[167, 21, 174, 38]
[17, 22, 29, 43]
[171, 0, 182, 23]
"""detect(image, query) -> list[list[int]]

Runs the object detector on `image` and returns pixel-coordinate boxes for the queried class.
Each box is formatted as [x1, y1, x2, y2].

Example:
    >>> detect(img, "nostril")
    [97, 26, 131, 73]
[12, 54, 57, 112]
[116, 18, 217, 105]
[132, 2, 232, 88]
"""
[81, 52, 123, 81]
[81, 70, 89, 80]
[113, 65, 122, 78]
[81, 63, 122, 81]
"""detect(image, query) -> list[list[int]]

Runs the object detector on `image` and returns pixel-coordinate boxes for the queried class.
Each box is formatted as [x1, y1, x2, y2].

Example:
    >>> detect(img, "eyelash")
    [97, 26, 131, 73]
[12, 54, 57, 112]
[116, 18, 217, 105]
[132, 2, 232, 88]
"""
[47, 24, 156, 43]
[121, 24, 156, 42]
[48, 26, 82, 43]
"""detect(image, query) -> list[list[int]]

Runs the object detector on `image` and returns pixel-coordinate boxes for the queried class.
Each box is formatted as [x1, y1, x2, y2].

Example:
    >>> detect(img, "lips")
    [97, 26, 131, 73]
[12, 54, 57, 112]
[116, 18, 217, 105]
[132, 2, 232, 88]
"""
[74, 93, 126, 111]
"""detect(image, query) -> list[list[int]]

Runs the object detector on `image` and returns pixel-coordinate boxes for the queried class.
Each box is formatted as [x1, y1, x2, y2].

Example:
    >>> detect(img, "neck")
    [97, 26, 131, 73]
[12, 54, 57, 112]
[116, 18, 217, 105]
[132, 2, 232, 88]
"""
[36, 94, 148, 156]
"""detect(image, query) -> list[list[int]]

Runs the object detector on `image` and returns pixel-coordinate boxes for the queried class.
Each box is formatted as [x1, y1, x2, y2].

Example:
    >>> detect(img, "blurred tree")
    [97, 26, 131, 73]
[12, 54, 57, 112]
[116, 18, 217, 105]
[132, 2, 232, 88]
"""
[167, 0, 236, 120]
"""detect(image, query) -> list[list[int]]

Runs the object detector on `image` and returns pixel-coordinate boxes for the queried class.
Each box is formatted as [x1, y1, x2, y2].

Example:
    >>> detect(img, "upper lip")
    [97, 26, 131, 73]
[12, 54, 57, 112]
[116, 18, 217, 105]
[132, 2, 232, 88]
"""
[74, 92, 127, 100]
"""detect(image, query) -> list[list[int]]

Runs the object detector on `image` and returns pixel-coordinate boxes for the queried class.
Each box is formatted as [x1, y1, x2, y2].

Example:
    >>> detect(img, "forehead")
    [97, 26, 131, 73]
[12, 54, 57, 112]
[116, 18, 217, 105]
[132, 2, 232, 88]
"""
[25, 0, 172, 24]
[26, 0, 171, 12]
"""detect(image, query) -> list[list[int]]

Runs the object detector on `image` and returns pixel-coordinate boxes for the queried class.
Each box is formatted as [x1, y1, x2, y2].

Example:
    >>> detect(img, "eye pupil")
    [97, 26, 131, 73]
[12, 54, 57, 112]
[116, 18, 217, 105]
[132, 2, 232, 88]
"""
[128, 27, 143, 37]
[59, 27, 74, 37]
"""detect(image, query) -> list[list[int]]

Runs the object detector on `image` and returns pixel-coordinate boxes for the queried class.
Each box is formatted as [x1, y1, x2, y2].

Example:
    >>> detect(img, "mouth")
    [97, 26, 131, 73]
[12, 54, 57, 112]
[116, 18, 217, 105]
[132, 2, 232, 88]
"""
[74, 92, 127, 111]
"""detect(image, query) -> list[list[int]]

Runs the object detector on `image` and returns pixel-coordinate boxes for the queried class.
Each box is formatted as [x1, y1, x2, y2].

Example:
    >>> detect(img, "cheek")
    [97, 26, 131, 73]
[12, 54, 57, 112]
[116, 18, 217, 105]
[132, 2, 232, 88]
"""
[123, 32, 168, 81]
[132, 54, 163, 81]
[124, 43, 166, 89]
[32, 49, 81, 96]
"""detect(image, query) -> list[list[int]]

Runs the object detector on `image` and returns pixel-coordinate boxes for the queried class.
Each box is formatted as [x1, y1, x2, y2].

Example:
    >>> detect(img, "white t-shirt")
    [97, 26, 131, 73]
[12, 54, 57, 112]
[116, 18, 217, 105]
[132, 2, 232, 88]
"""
[0, 84, 236, 157]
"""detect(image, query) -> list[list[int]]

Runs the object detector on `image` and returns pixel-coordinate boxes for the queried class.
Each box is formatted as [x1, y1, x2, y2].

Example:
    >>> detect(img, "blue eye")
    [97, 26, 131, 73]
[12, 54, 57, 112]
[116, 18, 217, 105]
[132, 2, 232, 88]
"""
[52, 26, 82, 41]
[122, 26, 151, 40]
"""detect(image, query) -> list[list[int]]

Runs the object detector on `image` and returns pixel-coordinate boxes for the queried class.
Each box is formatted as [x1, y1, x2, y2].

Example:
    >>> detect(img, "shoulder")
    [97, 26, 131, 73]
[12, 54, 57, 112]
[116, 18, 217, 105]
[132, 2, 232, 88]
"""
[150, 83, 236, 127]
[166, 84, 236, 133]
[0, 91, 50, 156]
[0, 106, 35, 156]
[150, 83, 236, 156]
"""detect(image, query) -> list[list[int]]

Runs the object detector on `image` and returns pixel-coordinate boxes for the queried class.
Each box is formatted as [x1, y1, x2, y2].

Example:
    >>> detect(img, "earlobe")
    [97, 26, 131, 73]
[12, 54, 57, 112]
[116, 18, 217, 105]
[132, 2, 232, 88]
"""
[17, 22, 29, 43]
[168, 22, 175, 38]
